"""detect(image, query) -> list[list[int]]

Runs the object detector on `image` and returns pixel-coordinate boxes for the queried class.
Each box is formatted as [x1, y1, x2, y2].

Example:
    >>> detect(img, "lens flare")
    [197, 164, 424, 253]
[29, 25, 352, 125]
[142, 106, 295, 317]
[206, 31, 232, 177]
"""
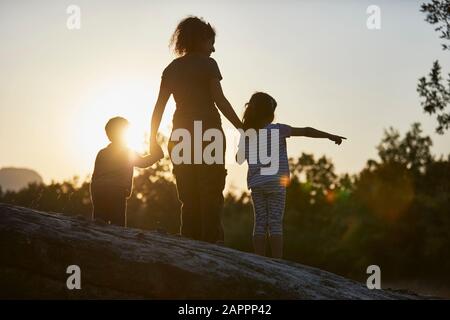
[280, 175, 290, 187]
[325, 190, 336, 203]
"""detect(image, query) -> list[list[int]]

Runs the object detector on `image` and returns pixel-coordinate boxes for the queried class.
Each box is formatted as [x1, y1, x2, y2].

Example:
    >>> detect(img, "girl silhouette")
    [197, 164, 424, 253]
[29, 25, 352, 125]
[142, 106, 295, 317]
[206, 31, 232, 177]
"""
[240, 92, 346, 258]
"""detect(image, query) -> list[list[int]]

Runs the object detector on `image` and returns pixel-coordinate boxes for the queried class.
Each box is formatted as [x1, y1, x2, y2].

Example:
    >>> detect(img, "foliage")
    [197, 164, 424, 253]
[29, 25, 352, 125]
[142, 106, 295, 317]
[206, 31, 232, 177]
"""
[417, 61, 450, 134]
[421, 0, 450, 50]
[418, 1, 450, 134]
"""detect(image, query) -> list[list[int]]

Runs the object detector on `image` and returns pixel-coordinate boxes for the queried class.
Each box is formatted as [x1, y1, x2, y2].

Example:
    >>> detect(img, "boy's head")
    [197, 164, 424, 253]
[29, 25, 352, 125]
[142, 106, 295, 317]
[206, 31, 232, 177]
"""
[105, 117, 129, 144]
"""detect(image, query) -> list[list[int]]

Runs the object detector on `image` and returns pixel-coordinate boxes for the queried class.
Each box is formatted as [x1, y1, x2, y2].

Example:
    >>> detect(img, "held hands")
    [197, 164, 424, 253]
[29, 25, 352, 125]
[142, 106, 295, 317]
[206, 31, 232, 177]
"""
[328, 134, 347, 145]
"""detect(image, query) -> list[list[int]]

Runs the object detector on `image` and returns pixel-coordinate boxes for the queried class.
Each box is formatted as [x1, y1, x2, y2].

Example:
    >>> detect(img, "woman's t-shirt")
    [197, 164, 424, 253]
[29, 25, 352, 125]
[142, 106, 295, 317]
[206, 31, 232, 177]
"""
[243, 123, 292, 190]
[162, 53, 223, 129]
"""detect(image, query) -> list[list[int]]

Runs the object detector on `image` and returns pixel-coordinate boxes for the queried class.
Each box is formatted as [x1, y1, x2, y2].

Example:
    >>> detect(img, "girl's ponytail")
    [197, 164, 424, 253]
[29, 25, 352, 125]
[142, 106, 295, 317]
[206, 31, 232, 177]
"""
[242, 92, 277, 130]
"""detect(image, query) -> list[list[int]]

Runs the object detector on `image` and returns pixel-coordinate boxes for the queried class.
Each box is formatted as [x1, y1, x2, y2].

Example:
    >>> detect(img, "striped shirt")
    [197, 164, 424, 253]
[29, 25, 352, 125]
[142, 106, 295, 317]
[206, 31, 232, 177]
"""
[242, 123, 292, 190]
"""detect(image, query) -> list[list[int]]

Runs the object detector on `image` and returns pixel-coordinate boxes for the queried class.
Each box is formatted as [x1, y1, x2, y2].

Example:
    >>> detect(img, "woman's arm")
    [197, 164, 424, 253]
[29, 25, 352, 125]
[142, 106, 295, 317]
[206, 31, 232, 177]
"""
[210, 78, 243, 130]
[149, 79, 171, 153]
[291, 127, 347, 145]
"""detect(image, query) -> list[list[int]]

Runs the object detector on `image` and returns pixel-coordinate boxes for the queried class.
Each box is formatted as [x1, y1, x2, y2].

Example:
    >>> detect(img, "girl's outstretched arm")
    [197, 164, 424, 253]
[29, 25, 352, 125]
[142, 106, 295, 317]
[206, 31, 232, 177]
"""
[291, 127, 347, 145]
[149, 79, 171, 153]
[210, 78, 243, 130]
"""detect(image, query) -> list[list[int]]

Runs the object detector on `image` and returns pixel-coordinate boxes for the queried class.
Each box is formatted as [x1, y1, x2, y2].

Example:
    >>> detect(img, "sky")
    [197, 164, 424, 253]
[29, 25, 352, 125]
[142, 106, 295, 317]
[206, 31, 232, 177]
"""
[0, 0, 449, 192]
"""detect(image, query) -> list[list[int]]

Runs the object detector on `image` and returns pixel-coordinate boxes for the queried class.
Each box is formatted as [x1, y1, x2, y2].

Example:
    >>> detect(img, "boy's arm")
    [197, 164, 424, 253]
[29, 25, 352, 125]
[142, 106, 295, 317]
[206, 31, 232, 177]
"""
[291, 127, 347, 145]
[210, 78, 243, 130]
[133, 145, 164, 168]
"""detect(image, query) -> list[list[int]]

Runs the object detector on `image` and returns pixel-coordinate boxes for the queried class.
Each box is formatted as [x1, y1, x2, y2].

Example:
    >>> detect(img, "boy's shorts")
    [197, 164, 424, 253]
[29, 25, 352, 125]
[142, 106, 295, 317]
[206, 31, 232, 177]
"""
[90, 185, 128, 227]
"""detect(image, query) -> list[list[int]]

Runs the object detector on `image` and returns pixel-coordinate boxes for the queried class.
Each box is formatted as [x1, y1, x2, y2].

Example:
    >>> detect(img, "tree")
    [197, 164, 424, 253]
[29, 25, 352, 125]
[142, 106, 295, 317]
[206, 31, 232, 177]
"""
[417, 61, 450, 134]
[290, 153, 337, 193]
[375, 123, 433, 174]
[421, 0, 450, 50]
[418, 1, 450, 134]
[356, 123, 433, 222]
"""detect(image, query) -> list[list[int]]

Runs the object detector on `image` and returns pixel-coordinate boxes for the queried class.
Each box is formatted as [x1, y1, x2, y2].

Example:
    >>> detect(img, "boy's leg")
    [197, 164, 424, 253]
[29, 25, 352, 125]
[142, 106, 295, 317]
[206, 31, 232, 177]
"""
[251, 189, 269, 256]
[91, 186, 110, 223]
[108, 188, 127, 227]
[91, 186, 127, 227]
[267, 190, 286, 259]
[197, 164, 226, 243]
[173, 165, 202, 240]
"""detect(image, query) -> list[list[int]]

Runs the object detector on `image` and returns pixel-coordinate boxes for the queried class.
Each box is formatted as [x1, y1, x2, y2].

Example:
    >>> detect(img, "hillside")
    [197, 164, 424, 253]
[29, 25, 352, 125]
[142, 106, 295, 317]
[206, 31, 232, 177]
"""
[0, 167, 43, 192]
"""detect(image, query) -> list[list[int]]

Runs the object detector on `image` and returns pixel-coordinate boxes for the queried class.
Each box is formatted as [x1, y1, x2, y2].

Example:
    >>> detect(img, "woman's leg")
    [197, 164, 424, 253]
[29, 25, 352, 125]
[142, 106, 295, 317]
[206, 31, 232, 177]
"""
[267, 190, 286, 259]
[173, 165, 202, 240]
[251, 190, 269, 256]
[170, 125, 226, 243]
[198, 164, 226, 243]
[197, 127, 227, 244]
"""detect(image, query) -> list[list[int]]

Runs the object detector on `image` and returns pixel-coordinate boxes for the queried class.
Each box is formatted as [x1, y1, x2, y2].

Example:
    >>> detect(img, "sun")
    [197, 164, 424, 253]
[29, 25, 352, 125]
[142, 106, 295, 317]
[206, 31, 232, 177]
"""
[72, 79, 173, 164]
[69, 77, 177, 183]
[123, 123, 148, 152]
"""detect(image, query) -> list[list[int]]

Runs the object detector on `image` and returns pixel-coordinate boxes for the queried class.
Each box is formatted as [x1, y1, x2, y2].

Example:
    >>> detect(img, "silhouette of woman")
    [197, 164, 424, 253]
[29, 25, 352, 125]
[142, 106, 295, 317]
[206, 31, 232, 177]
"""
[149, 16, 242, 243]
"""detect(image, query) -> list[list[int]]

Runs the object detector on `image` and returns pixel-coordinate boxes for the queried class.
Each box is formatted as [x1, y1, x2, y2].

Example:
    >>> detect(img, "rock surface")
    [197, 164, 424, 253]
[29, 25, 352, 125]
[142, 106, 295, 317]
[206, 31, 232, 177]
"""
[0, 203, 423, 299]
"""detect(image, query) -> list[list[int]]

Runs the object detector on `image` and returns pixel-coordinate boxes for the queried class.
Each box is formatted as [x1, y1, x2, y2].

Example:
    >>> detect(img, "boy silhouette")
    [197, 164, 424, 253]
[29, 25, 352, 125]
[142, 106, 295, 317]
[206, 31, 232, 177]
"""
[90, 116, 163, 227]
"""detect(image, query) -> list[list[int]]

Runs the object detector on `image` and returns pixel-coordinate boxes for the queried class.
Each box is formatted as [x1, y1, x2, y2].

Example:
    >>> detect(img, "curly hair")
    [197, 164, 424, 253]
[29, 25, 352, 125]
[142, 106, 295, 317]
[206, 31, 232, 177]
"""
[242, 92, 277, 130]
[170, 16, 216, 56]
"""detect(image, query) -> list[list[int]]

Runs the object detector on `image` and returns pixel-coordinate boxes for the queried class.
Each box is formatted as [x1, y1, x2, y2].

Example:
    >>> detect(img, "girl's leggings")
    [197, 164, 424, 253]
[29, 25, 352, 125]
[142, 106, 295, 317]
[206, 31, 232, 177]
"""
[251, 185, 286, 236]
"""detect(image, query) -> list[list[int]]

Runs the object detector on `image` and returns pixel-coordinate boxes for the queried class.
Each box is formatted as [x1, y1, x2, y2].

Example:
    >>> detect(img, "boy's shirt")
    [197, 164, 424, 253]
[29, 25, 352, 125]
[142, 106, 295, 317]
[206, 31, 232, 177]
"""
[242, 123, 292, 190]
[91, 143, 144, 198]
